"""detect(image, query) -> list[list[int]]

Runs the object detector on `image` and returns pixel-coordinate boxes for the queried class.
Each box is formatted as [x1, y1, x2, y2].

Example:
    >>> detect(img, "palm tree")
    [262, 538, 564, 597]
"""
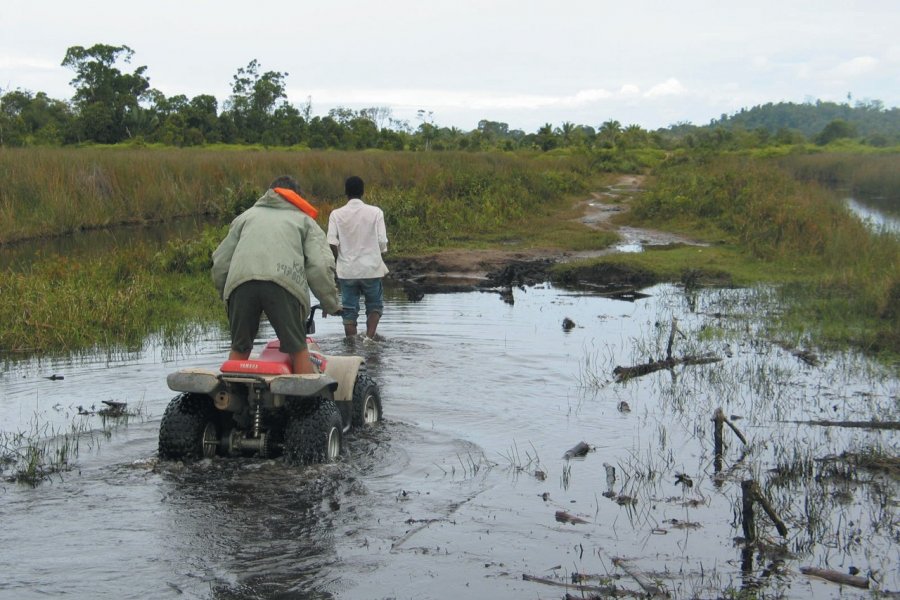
[556, 121, 576, 147]
[621, 124, 648, 148]
[597, 119, 622, 148]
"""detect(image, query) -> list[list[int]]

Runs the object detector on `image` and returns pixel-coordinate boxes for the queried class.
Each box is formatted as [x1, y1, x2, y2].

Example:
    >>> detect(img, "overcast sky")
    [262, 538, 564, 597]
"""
[2, 1, 898, 132]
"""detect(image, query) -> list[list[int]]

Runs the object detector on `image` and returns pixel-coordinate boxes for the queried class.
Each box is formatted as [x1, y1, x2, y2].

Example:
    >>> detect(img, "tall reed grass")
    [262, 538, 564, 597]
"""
[777, 151, 900, 203]
[0, 148, 591, 251]
[0, 148, 597, 355]
[632, 154, 900, 355]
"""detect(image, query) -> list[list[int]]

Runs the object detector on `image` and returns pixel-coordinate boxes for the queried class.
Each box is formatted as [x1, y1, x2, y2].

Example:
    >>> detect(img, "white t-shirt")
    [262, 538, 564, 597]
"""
[326, 198, 389, 279]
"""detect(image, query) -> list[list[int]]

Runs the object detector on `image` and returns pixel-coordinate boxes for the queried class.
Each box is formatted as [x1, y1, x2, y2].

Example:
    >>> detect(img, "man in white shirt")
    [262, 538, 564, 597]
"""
[327, 176, 389, 339]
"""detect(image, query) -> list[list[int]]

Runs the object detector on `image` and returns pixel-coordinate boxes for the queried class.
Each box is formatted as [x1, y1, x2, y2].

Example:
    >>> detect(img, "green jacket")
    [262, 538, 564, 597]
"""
[211, 189, 342, 316]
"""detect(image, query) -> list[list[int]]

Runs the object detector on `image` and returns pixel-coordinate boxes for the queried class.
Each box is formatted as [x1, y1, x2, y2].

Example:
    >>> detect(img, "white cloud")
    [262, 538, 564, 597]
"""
[645, 78, 686, 97]
[2, 0, 897, 132]
[290, 87, 623, 114]
[0, 55, 60, 71]
[750, 56, 770, 71]
[828, 56, 878, 78]
[568, 89, 613, 104]
[887, 45, 900, 63]
[292, 88, 553, 111]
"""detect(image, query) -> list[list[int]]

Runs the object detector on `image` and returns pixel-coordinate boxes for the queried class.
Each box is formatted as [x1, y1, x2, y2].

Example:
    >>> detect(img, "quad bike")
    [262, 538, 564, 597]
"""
[158, 306, 381, 464]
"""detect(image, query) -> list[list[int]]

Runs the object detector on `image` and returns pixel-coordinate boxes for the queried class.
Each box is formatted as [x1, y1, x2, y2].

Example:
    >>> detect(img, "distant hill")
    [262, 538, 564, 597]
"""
[705, 100, 900, 140]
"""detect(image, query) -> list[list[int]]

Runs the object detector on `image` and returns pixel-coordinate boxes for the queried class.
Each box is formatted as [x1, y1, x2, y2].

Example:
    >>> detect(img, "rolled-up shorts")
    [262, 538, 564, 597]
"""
[227, 280, 307, 353]
[338, 277, 384, 325]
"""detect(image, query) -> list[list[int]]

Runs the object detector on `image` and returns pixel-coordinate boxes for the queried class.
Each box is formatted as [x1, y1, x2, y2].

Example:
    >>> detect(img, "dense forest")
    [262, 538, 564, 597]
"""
[707, 99, 900, 144]
[2, 43, 899, 151]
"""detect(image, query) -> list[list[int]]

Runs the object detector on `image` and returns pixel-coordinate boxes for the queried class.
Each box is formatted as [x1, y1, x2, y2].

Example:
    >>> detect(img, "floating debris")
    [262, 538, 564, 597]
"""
[555, 510, 589, 524]
[563, 441, 590, 459]
[675, 473, 694, 489]
[793, 349, 820, 366]
[98, 400, 128, 417]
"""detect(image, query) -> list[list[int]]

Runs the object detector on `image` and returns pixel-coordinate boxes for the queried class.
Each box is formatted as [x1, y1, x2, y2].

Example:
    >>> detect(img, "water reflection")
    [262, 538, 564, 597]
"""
[0, 216, 215, 270]
[158, 460, 340, 599]
[0, 283, 897, 599]
[845, 197, 900, 234]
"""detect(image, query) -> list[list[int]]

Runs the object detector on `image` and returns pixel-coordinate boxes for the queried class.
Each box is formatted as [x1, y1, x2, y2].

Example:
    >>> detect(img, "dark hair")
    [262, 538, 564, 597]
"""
[345, 175, 364, 198]
[269, 175, 300, 193]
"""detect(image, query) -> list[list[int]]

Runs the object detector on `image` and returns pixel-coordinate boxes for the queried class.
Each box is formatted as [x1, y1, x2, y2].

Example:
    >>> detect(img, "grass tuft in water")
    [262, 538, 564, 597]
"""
[1, 416, 90, 486]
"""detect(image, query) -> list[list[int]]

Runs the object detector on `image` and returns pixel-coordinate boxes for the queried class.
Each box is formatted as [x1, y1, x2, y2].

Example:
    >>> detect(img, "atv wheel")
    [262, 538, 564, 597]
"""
[351, 373, 382, 428]
[158, 393, 219, 460]
[284, 398, 342, 465]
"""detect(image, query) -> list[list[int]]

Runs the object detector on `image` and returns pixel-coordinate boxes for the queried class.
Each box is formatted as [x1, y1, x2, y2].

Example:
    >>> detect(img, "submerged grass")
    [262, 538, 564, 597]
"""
[1, 403, 147, 486]
[0, 241, 223, 357]
[1, 415, 90, 486]
[575, 281, 899, 597]
[563, 152, 900, 358]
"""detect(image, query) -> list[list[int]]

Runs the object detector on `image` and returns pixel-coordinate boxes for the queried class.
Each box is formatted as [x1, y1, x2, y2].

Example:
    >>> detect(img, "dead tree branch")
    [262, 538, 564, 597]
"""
[613, 318, 720, 382]
[785, 419, 900, 431]
[800, 567, 869, 589]
[612, 558, 669, 598]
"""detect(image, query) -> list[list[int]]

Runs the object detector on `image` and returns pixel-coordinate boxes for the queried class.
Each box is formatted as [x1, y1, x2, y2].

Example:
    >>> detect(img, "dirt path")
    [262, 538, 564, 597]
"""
[386, 175, 703, 290]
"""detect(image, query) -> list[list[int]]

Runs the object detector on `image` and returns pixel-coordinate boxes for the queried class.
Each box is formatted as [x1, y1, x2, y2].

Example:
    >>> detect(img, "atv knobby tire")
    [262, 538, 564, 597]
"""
[284, 398, 342, 465]
[351, 373, 382, 428]
[158, 393, 218, 460]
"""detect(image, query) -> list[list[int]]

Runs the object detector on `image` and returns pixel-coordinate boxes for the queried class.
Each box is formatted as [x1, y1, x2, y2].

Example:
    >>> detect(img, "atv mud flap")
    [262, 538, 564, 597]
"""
[167, 368, 221, 394]
[269, 373, 339, 397]
[320, 355, 364, 402]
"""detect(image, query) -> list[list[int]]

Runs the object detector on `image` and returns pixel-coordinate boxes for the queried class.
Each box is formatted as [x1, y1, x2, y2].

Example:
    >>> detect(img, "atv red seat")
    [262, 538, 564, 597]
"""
[220, 359, 292, 375]
[221, 340, 292, 374]
[219, 340, 328, 375]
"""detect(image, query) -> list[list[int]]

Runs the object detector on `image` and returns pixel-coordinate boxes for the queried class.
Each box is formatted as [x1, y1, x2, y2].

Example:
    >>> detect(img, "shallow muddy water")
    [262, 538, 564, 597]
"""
[1, 282, 898, 599]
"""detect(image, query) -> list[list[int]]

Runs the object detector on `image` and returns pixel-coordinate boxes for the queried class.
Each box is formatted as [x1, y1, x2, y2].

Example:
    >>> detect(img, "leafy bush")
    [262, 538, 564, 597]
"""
[155, 226, 227, 274]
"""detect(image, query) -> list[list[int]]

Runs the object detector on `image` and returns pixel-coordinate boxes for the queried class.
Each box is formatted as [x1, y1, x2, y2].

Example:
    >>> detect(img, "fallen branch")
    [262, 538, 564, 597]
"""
[555, 510, 589, 524]
[521, 573, 621, 596]
[741, 480, 788, 540]
[612, 558, 669, 598]
[664, 317, 682, 360]
[800, 567, 869, 589]
[614, 318, 723, 382]
[613, 355, 720, 382]
[391, 493, 478, 551]
[390, 518, 450, 550]
[580, 286, 650, 302]
[785, 419, 900, 431]
[713, 407, 748, 449]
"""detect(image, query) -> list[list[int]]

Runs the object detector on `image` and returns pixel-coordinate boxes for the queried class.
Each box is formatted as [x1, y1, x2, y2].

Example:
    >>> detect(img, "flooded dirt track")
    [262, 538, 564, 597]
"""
[1, 283, 898, 599]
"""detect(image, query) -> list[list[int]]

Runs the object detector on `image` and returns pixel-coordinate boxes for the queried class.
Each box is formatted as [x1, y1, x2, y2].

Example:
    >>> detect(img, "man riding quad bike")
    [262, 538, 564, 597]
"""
[158, 306, 381, 464]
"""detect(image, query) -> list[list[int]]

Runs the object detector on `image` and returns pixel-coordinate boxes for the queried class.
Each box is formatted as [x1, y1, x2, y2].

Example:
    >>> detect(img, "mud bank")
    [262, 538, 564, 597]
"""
[386, 252, 710, 302]
[385, 175, 715, 299]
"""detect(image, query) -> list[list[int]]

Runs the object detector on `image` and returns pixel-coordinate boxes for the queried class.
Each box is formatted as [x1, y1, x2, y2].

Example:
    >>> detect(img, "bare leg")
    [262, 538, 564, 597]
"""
[229, 349, 251, 361]
[291, 349, 317, 374]
[343, 323, 358, 338]
[366, 312, 381, 338]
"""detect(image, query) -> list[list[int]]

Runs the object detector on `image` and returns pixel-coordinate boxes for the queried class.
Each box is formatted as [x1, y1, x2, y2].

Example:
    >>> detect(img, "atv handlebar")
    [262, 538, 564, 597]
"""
[306, 304, 343, 335]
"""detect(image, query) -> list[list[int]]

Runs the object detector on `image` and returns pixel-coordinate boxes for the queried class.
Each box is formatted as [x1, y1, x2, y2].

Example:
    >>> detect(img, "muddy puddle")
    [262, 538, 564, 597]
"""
[1, 282, 898, 599]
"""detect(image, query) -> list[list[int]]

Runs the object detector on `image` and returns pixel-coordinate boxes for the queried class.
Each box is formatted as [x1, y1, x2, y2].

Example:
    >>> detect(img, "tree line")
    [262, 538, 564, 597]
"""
[1, 43, 898, 151]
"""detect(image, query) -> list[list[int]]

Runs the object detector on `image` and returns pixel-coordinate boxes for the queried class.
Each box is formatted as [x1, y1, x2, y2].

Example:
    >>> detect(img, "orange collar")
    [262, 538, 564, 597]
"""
[273, 187, 318, 219]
